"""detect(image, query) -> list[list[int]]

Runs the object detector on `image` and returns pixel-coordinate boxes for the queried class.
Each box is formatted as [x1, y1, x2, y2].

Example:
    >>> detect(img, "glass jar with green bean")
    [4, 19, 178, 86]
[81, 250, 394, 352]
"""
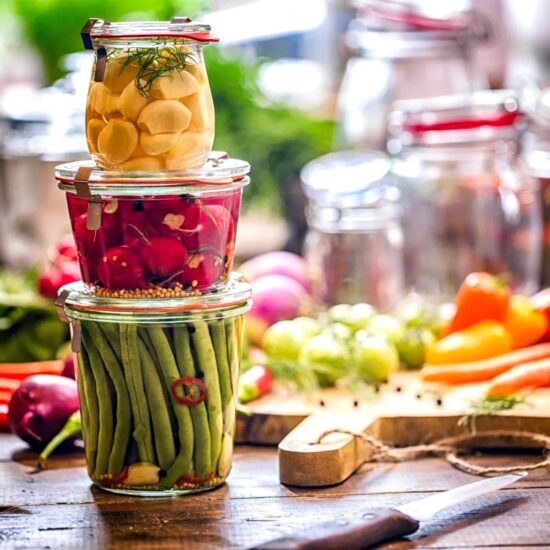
[58, 275, 251, 496]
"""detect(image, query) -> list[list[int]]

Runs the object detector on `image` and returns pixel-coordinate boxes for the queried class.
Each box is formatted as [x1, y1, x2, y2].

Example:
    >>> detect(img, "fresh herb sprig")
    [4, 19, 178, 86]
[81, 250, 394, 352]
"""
[458, 395, 526, 432]
[120, 45, 197, 98]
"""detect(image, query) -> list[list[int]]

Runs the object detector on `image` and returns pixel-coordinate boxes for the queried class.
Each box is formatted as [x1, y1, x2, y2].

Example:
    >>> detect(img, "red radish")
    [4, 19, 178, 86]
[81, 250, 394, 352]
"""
[98, 246, 146, 289]
[240, 251, 311, 291]
[38, 262, 81, 298]
[184, 205, 234, 251]
[146, 197, 201, 237]
[140, 236, 188, 277]
[8, 375, 79, 449]
[246, 274, 312, 345]
[180, 251, 224, 289]
[48, 235, 78, 266]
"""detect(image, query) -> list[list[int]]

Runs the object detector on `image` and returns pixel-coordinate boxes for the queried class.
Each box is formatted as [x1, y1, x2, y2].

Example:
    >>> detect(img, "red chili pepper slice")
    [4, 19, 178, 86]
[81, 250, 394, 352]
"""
[171, 377, 208, 406]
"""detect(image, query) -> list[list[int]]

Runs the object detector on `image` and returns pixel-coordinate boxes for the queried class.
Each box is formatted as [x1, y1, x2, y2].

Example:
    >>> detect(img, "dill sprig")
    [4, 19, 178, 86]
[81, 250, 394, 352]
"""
[119, 45, 197, 98]
[458, 395, 526, 432]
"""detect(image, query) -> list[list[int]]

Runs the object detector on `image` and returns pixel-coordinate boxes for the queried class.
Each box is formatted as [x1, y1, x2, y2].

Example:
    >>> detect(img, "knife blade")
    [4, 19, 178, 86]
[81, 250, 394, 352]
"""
[250, 472, 526, 550]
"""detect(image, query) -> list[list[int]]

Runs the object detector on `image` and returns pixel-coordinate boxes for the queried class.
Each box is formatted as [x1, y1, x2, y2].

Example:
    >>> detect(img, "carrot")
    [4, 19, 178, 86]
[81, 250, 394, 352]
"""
[0, 360, 64, 380]
[0, 403, 8, 429]
[0, 378, 20, 392]
[487, 359, 550, 396]
[0, 390, 12, 404]
[420, 342, 550, 384]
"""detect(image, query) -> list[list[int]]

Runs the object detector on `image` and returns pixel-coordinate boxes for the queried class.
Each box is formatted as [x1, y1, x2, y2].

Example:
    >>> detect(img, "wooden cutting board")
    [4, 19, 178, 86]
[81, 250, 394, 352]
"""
[235, 372, 550, 487]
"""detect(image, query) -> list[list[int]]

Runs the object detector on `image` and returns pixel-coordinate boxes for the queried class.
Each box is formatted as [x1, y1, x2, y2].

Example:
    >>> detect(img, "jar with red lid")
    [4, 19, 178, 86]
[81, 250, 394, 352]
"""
[81, 17, 217, 171]
[389, 90, 542, 301]
[337, 0, 490, 151]
[54, 154, 249, 295]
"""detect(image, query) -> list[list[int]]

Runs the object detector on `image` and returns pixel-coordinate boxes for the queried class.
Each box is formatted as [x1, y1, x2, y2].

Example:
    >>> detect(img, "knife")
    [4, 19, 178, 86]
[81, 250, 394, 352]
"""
[250, 472, 526, 550]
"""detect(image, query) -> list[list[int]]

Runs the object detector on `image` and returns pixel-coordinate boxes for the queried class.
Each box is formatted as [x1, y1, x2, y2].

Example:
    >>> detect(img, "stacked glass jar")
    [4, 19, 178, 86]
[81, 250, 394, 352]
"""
[54, 18, 252, 496]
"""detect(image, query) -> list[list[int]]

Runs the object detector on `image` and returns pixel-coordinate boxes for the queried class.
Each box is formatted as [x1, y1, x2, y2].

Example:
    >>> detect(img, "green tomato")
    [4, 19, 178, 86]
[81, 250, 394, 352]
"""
[324, 322, 353, 342]
[347, 303, 377, 331]
[367, 314, 406, 345]
[326, 304, 353, 325]
[262, 320, 308, 362]
[299, 334, 350, 386]
[396, 328, 436, 370]
[353, 335, 399, 383]
[293, 316, 322, 339]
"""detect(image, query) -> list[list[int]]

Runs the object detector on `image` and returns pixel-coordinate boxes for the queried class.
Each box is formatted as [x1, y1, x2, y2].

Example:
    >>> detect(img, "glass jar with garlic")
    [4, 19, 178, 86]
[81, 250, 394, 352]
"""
[81, 18, 217, 172]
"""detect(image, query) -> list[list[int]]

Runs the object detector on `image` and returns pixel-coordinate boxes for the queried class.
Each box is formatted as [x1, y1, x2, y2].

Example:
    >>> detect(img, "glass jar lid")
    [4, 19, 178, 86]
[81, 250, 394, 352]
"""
[57, 273, 251, 324]
[81, 17, 218, 49]
[347, 0, 490, 58]
[389, 90, 523, 147]
[301, 151, 391, 207]
[55, 154, 250, 196]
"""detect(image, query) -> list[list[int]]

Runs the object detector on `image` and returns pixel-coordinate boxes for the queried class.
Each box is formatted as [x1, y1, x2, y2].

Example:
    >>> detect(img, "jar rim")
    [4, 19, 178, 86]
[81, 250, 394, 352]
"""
[82, 18, 218, 49]
[58, 274, 252, 323]
[55, 155, 250, 196]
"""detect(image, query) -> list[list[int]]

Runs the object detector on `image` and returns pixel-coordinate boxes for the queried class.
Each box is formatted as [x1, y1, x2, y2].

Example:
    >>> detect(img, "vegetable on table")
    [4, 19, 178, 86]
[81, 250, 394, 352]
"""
[531, 288, 550, 341]
[0, 360, 64, 380]
[38, 411, 82, 468]
[425, 320, 511, 366]
[503, 295, 548, 349]
[238, 365, 273, 403]
[8, 375, 79, 449]
[487, 359, 550, 397]
[420, 342, 550, 384]
[443, 272, 511, 336]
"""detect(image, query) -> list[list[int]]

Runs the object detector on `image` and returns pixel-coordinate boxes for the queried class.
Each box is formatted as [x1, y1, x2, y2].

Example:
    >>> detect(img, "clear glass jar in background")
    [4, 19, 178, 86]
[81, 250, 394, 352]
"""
[59, 276, 251, 496]
[523, 84, 550, 286]
[389, 90, 542, 302]
[301, 152, 404, 309]
[81, 18, 217, 172]
[337, 0, 490, 151]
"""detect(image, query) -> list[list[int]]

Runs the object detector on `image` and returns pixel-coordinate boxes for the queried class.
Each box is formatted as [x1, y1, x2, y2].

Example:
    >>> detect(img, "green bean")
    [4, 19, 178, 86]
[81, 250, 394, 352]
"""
[173, 326, 211, 478]
[82, 329, 114, 477]
[98, 323, 122, 362]
[147, 326, 194, 489]
[190, 320, 223, 467]
[85, 322, 132, 475]
[137, 336, 176, 471]
[225, 318, 241, 397]
[119, 324, 155, 464]
[75, 345, 93, 473]
[210, 321, 232, 411]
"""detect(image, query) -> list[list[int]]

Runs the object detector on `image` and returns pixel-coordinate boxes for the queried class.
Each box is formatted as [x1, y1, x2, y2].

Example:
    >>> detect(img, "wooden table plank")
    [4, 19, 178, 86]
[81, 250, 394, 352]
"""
[2, 433, 550, 549]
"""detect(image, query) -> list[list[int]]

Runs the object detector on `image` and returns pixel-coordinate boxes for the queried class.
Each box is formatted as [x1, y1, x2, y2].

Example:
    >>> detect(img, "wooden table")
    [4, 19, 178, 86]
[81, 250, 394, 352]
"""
[1, 433, 549, 549]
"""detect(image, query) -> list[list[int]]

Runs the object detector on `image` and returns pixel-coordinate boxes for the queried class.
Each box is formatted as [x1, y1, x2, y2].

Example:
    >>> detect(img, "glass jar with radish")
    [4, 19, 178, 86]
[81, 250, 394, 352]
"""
[81, 18, 217, 171]
[55, 155, 249, 295]
[57, 276, 251, 496]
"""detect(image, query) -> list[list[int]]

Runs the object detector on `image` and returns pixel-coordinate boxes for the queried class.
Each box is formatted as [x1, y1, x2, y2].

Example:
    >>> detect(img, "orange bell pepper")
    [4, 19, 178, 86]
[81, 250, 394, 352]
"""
[426, 320, 512, 365]
[503, 295, 548, 349]
[443, 272, 511, 336]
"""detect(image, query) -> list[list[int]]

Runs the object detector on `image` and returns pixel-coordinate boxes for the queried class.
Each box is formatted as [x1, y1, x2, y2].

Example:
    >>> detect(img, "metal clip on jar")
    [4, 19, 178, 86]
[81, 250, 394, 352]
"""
[56, 275, 251, 496]
[81, 17, 218, 171]
[389, 90, 542, 301]
[337, 0, 490, 150]
[55, 154, 249, 295]
[301, 151, 404, 309]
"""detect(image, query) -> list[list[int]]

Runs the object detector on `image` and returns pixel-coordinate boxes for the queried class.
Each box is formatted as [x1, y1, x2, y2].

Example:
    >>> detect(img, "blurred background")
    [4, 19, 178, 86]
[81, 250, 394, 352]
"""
[1, 0, 550, 287]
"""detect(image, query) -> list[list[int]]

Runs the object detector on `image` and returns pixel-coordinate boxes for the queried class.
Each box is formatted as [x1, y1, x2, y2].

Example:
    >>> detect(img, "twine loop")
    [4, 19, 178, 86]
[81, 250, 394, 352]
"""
[316, 429, 550, 476]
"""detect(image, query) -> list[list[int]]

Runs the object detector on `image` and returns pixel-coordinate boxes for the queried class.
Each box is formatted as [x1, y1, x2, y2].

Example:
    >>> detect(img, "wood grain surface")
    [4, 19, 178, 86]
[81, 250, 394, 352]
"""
[1, 433, 550, 549]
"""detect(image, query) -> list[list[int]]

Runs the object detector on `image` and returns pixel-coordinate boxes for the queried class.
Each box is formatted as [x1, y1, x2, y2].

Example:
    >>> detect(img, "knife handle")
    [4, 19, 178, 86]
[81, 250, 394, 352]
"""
[250, 508, 419, 550]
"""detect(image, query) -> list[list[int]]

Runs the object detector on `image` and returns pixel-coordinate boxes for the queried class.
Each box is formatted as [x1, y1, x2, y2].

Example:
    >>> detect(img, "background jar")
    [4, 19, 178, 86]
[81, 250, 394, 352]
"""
[81, 18, 217, 171]
[389, 90, 542, 302]
[55, 156, 249, 294]
[337, 2, 489, 151]
[301, 151, 404, 309]
[59, 276, 251, 496]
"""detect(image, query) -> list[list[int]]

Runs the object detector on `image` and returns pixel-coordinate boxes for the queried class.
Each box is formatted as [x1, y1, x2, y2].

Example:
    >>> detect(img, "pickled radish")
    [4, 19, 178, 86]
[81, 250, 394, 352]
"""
[97, 119, 139, 165]
[140, 237, 188, 277]
[137, 100, 192, 135]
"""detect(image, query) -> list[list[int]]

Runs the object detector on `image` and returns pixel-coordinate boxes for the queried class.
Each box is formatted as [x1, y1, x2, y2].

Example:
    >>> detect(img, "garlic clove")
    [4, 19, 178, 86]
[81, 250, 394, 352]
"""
[150, 70, 200, 100]
[140, 131, 181, 156]
[118, 80, 149, 121]
[183, 86, 214, 132]
[137, 100, 192, 134]
[87, 118, 106, 152]
[97, 119, 139, 165]
[165, 131, 212, 170]
[103, 56, 140, 94]
[118, 156, 164, 171]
